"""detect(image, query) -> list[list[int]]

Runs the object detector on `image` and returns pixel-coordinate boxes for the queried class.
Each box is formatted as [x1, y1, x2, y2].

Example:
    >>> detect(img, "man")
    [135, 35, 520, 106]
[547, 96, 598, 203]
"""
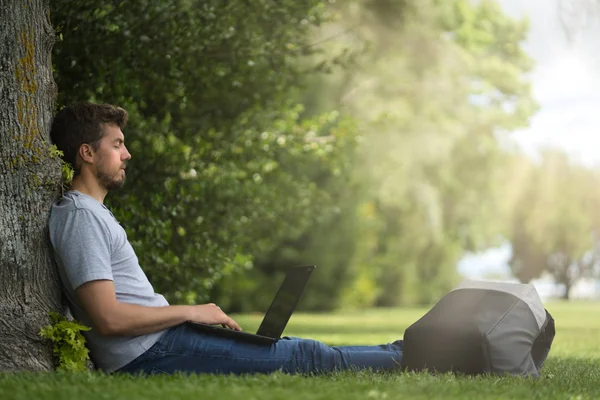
[48, 102, 403, 375]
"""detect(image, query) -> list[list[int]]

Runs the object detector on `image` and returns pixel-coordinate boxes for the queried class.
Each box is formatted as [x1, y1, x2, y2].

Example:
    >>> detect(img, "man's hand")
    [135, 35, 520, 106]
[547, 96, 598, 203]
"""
[188, 303, 242, 331]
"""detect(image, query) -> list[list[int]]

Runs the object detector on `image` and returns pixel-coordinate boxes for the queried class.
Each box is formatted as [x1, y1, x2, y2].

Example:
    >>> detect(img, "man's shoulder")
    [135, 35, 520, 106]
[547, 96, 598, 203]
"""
[49, 191, 111, 225]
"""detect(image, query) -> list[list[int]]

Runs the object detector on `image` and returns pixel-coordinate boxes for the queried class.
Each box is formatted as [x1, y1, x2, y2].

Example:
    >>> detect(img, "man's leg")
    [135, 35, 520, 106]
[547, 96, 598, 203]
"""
[119, 323, 403, 375]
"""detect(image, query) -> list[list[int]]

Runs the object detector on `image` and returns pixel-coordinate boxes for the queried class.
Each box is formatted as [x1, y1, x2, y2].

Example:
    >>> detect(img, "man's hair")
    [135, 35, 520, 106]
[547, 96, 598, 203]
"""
[50, 102, 128, 173]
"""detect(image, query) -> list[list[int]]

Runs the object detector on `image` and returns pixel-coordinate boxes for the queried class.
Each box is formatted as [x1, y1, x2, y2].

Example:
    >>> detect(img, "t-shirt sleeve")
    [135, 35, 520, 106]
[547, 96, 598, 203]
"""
[54, 208, 114, 290]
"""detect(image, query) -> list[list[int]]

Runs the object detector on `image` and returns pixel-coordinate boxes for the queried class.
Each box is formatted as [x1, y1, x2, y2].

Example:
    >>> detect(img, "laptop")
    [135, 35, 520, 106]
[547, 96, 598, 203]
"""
[189, 265, 316, 345]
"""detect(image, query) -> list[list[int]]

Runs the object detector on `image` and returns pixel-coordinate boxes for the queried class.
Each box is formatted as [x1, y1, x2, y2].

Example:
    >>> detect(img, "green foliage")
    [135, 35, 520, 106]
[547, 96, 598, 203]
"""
[48, 145, 74, 185]
[50, 0, 356, 304]
[39, 312, 91, 372]
[214, 114, 361, 312]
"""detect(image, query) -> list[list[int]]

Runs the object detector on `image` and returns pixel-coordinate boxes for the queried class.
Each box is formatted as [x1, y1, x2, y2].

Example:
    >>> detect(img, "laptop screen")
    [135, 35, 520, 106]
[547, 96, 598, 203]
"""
[256, 265, 315, 338]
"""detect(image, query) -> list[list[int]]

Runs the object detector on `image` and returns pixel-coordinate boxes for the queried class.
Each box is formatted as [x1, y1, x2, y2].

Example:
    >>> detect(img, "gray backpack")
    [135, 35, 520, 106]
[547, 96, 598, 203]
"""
[402, 280, 555, 376]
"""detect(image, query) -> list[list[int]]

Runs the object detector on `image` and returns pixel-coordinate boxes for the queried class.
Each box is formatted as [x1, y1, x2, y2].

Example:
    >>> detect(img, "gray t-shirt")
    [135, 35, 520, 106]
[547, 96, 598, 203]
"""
[48, 190, 169, 373]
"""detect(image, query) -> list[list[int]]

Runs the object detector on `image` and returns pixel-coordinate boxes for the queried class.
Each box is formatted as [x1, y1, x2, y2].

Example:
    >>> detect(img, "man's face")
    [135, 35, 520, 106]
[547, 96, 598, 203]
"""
[94, 124, 131, 190]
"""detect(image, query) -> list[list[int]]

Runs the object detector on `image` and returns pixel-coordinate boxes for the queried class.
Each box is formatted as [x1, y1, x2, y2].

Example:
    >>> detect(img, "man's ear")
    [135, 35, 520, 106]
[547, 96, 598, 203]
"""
[78, 143, 95, 164]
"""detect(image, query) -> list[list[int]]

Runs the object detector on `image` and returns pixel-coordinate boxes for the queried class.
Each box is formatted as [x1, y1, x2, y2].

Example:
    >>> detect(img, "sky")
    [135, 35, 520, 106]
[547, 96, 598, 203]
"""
[499, 0, 600, 166]
[459, 0, 600, 280]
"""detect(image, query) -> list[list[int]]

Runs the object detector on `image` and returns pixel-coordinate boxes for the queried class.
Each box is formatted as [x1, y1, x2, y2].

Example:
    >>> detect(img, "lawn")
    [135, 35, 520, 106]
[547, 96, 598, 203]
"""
[1, 301, 599, 399]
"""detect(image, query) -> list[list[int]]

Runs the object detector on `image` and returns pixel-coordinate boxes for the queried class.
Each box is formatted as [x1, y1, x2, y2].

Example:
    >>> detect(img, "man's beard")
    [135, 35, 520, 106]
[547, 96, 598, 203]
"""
[96, 161, 126, 191]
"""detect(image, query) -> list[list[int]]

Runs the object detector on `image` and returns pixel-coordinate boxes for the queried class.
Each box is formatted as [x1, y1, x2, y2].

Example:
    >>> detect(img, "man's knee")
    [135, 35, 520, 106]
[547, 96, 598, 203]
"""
[291, 338, 337, 373]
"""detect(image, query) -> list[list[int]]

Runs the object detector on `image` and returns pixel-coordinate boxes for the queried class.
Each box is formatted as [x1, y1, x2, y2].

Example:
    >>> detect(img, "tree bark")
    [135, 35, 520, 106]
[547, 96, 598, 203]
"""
[0, 0, 62, 371]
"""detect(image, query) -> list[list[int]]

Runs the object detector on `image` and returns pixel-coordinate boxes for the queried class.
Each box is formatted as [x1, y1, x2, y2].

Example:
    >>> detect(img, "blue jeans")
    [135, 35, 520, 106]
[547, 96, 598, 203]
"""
[117, 323, 403, 375]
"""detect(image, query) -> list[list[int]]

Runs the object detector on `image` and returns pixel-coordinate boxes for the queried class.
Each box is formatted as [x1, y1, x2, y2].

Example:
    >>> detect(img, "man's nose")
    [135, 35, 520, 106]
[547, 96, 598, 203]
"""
[123, 145, 132, 160]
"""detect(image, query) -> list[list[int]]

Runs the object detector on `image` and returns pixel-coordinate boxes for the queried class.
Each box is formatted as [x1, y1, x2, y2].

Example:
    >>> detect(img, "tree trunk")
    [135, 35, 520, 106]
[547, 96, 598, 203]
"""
[0, 0, 62, 371]
[562, 282, 571, 300]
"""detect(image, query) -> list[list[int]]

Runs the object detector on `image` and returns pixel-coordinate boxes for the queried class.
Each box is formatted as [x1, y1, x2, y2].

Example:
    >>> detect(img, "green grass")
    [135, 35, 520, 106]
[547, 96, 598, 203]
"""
[2, 301, 600, 399]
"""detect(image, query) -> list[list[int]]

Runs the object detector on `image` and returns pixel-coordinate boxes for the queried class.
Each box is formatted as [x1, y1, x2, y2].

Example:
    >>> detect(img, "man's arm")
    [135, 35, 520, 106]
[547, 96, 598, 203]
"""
[76, 280, 241, 336]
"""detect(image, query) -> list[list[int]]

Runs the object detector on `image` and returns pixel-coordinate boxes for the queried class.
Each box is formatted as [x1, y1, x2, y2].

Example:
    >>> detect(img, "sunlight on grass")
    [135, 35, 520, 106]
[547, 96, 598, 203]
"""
[544, 301, 600, 358]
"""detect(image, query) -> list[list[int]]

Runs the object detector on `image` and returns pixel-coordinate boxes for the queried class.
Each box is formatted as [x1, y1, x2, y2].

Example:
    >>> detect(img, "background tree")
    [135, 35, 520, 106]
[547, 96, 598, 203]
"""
[0, 0, 62, 370]
[508, 150, 600, 299]
[258, 0, 538, 307]
[504, 154, 546, 283]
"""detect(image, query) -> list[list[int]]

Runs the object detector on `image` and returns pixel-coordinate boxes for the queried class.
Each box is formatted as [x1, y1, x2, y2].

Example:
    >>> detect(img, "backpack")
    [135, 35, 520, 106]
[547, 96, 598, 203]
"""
[402, 279, 555, 376]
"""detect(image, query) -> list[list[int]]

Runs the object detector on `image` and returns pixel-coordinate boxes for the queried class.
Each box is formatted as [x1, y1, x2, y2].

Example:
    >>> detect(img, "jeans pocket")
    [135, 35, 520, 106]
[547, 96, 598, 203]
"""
[116, 345, 157, 374]
[159, 323, 186, 354]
